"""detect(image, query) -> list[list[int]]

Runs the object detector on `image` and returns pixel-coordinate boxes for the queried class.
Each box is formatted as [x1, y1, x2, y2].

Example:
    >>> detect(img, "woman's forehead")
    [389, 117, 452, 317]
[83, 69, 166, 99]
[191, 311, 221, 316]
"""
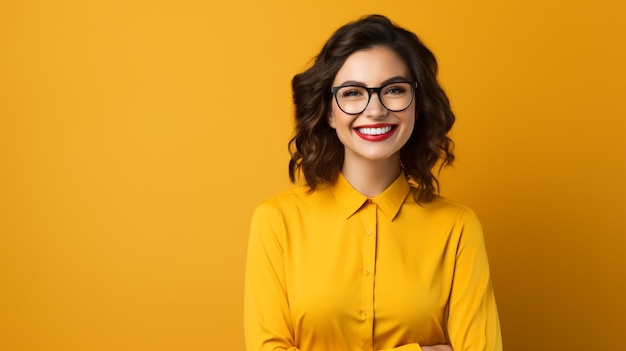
[333, 47, 410, 86]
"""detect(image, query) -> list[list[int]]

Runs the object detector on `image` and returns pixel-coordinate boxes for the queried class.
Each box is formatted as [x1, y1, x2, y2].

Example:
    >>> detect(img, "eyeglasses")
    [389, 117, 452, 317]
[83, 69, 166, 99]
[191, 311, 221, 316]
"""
[331, 81, 418, 115]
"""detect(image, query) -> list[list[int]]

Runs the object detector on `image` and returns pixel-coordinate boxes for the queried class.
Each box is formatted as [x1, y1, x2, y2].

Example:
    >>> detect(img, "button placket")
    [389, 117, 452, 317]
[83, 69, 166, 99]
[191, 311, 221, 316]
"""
[358, 200, 377, 344]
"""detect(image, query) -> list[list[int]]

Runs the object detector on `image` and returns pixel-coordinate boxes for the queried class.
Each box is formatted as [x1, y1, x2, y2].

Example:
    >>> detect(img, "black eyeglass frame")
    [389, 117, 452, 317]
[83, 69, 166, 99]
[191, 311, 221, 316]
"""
[330, 81, 418, 115]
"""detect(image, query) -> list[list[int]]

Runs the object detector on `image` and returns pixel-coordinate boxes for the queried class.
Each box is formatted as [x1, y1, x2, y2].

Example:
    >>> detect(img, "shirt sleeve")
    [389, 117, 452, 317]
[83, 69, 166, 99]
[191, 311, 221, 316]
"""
[244, 200, 301, 351]
[378, 343, 422, 350]
[446, 209, 503, 350]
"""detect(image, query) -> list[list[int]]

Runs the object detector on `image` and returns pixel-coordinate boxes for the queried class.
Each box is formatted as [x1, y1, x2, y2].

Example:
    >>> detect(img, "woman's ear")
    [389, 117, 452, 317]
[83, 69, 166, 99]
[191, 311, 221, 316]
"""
[327, 112, 336, 129]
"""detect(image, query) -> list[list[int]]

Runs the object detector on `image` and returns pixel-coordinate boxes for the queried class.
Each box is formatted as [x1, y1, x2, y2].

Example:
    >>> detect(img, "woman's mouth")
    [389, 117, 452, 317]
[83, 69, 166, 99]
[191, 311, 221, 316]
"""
[354, 124, 397, 141]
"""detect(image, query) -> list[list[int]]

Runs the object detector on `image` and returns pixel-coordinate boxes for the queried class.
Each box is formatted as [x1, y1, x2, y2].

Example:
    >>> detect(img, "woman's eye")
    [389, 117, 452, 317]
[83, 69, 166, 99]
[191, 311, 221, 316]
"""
[341, 89, 364, 97]
[385, 86, 407, 95]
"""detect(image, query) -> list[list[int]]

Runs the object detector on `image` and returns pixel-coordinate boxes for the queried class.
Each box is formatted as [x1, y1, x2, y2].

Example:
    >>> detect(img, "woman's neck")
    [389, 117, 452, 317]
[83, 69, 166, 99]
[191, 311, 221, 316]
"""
[341, 156, 402, 197]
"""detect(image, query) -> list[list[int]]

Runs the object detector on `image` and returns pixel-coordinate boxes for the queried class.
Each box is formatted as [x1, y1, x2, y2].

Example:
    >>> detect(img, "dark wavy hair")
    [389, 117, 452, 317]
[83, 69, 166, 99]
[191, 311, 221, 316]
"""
[288, 14, 455, 203]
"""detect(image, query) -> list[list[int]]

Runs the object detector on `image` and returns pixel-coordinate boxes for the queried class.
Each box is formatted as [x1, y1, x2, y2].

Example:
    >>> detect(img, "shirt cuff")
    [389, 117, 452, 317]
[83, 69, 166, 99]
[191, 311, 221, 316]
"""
[379, 344, 422, 351]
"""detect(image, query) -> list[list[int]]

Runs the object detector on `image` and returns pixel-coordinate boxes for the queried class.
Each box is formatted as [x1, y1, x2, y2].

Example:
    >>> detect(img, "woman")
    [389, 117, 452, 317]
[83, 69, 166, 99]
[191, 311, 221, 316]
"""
[244, 14, 502, 351]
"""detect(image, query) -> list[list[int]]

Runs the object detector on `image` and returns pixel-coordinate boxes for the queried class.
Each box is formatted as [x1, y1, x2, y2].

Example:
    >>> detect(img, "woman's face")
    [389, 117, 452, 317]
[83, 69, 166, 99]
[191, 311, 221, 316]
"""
[328, 46, 416, 167]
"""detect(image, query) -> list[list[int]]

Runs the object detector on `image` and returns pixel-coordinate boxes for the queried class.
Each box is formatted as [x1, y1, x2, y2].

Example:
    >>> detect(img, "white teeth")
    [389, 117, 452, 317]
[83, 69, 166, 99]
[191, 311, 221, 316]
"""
[358, 126, 393, 135]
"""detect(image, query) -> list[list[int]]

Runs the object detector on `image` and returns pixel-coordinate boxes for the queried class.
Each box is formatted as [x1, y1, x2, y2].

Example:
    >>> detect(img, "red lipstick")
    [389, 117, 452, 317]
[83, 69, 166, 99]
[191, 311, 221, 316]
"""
[353, 124, 397, 141]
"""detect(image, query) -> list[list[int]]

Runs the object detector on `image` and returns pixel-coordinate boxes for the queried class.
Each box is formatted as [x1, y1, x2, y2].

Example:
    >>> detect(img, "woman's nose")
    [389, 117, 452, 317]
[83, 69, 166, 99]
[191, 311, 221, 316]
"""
[362, 93, 388, 119]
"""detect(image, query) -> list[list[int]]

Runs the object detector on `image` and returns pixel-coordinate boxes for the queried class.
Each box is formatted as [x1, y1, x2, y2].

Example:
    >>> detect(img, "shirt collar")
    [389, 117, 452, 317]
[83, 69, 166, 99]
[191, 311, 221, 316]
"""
[331, 172, 412, 221]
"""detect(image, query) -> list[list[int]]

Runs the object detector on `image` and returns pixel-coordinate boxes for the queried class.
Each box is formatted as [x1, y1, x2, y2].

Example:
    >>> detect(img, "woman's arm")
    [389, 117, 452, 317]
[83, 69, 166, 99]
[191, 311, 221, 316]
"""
[422, 346, 453, 351]
[244, 201, 301, 351]
[446, 209, 502, 350]
[379, 344, 452, 351]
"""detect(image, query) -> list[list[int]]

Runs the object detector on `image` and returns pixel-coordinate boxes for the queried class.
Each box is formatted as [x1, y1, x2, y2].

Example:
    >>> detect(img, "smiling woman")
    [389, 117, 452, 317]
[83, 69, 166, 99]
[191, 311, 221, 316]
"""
[244, 14, 502, 351]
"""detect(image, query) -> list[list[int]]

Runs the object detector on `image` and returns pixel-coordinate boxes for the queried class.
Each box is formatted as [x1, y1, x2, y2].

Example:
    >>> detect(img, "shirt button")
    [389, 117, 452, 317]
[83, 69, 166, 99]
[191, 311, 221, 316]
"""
[363, 312, 369, 319]
[364, 269, 370, 275]
[365, 230, 372, 236]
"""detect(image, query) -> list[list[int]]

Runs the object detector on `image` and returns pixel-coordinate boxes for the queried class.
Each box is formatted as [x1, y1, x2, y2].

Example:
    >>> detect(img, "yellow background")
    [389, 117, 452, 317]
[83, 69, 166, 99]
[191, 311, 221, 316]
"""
[1, 1, 624, 350]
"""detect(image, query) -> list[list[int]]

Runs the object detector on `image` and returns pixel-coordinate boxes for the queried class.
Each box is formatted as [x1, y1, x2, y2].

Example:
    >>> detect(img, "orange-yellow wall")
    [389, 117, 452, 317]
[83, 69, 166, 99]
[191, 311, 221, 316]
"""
[1, 1, 624, 350]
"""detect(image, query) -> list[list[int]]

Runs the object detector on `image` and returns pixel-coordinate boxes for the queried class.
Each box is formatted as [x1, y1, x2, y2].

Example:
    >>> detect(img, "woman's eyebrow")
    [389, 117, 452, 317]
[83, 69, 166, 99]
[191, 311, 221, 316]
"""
[337, 80, 365, 86]
[337, 76, 410, 87]
[380, 76, 410, 85]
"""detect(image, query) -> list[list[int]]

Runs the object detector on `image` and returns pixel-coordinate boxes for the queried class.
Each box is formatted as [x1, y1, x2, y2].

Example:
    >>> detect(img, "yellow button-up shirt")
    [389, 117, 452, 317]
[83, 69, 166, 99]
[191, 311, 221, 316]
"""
[244, 173, 501, 351]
